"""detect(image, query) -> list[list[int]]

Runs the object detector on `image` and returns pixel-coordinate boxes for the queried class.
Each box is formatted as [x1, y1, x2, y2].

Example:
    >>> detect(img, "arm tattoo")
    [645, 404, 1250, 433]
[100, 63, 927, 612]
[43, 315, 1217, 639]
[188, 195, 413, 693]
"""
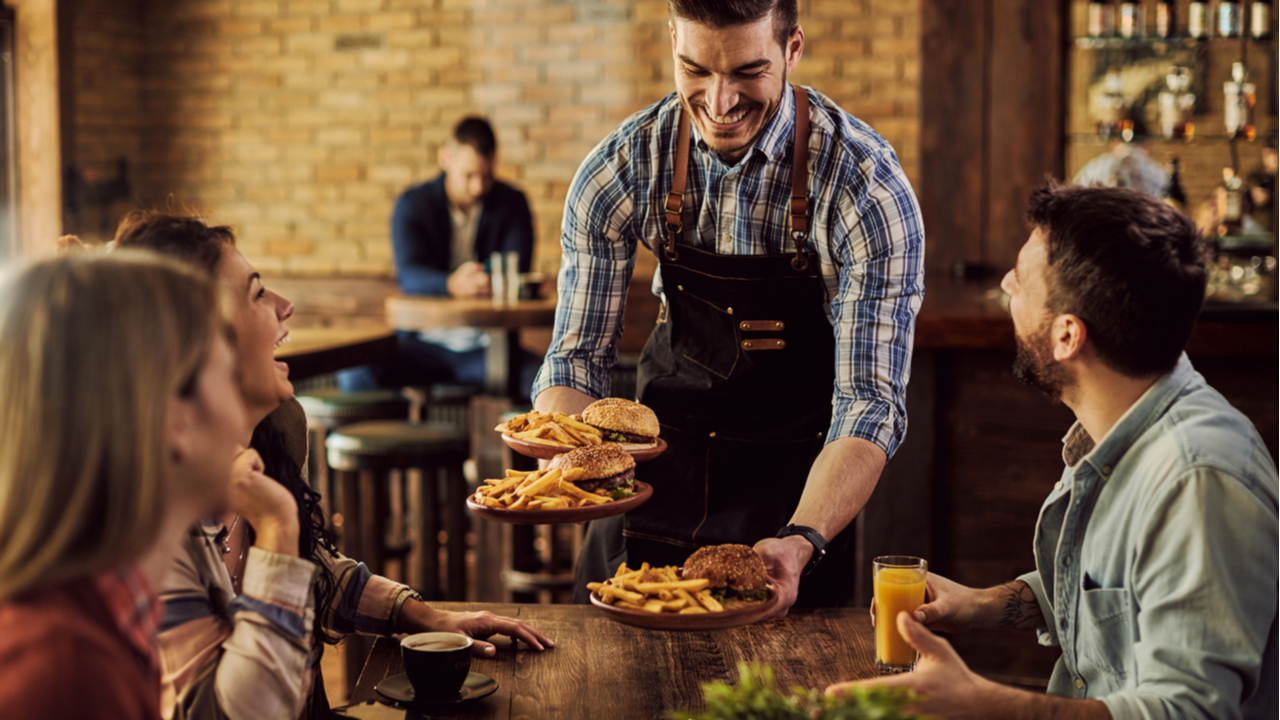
[996, 580, 1043, 629]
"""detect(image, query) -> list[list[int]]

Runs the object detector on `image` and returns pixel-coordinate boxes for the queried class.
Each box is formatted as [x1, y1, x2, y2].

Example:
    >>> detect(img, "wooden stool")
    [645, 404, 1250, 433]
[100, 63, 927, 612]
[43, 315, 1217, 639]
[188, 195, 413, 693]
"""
[296, 390, 410, 541]
[324, 421, 470, 600]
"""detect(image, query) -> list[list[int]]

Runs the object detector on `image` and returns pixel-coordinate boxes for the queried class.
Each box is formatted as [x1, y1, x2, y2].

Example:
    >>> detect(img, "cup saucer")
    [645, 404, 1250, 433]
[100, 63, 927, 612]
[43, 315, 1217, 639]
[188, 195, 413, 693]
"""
[375, 672, 498, 707]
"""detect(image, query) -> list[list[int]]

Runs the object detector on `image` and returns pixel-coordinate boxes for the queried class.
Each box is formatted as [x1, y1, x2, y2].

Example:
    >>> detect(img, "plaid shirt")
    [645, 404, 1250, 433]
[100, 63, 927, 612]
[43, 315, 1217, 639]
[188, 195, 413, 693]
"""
[532, 86, 925, 456]
[92, 565, 163, 675]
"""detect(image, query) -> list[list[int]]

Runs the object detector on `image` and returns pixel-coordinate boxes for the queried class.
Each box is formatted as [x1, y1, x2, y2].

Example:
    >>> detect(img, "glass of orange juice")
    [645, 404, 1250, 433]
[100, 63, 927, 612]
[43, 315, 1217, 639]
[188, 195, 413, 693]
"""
[873, 556, 928, 674]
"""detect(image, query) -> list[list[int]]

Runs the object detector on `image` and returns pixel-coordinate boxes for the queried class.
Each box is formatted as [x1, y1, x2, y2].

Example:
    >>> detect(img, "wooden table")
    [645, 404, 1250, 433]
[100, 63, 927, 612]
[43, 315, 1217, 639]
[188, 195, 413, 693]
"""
[385, 296, 558, 398]
[275, 326, 398, 381]
[345, 603, 877, 719]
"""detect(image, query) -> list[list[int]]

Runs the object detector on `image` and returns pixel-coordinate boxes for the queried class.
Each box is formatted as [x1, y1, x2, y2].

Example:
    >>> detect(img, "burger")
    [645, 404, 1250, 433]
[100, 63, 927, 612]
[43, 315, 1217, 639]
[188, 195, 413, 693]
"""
[547, 443, 637, 500]
[582, 398, 660, 450]
[681, 544, 771, 608]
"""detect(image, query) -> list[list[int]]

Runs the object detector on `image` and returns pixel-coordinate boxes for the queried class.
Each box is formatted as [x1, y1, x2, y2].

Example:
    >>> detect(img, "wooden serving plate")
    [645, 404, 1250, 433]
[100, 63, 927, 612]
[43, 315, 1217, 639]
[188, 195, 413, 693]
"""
[501, 435, 668, 463]
[466, 481, 653, 525]
[589, 589, 779, 631]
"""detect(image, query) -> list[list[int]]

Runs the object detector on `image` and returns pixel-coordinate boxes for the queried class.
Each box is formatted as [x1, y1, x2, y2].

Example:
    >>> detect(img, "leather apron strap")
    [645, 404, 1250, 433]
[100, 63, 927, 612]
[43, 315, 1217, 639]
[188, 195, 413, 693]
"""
[662, 85, 811, 267]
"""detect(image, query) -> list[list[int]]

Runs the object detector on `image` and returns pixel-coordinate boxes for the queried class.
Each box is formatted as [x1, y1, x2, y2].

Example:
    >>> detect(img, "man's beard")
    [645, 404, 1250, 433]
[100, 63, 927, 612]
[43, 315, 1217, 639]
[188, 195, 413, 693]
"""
[1011, 322, 1071, 402]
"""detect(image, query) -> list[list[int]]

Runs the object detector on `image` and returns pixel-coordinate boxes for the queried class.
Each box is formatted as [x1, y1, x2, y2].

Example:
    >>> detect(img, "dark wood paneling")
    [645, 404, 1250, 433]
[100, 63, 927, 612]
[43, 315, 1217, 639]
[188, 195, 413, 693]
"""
[985, 0, 1067, 273]
[921, 0, 989, 275]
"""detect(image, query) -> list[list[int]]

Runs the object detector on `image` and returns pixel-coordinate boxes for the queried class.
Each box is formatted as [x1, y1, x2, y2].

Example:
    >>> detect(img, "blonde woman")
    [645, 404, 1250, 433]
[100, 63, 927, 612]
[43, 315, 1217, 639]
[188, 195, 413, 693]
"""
[0, 252, 248, 719]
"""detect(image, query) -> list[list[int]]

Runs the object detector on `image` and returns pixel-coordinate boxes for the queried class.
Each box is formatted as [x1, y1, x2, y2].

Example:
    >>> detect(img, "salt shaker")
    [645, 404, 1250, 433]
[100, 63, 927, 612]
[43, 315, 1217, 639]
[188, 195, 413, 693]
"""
[505, 251, 520, 305]
[490, 251, 506, 307]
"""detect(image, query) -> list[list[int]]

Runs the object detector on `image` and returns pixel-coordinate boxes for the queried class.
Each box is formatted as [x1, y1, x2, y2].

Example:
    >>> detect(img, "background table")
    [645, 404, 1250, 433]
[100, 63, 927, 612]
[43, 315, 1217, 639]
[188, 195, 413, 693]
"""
[275, 326, 397, 381]
[347, 603, 878, 719]
[384, 296, 557, 398]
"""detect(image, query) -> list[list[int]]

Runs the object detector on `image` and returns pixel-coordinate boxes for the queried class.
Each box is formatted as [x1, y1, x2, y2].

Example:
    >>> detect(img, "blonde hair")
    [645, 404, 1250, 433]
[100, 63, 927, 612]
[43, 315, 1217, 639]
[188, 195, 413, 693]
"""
[0, 251, 220, 600]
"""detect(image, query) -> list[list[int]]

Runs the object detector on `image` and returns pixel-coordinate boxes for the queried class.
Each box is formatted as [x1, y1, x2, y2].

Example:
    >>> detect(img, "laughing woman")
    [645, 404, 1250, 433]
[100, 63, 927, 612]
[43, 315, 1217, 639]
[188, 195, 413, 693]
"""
[0, 252, 244, 719]
[112, 212, 551, 720]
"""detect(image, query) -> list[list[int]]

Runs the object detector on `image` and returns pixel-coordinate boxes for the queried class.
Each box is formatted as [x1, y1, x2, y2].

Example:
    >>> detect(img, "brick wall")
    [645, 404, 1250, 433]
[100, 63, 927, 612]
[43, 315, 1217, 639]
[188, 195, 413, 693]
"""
[68, 0, 922, 283]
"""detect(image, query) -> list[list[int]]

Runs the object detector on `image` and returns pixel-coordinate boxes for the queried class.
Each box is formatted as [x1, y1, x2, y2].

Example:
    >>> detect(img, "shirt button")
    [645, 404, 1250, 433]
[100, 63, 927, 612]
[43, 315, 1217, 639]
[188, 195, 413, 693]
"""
[1054, 481, 1063, 492]
[720, 233, 732, 244]
[1102, 465, 1112, 475]
[1075, 678, 1084, 689]
[1059, 618, 1067, 630]
[1064, 556, 1072, 566]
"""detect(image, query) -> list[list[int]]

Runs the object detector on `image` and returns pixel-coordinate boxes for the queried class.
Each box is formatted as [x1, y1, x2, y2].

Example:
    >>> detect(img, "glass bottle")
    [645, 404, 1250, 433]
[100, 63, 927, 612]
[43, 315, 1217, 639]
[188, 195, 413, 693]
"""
[1098, 67, 1129, 138]
[1159, 66, 1197, 139]
[1189, 1, 1210, 38]
[1217, 168, 1245, 237]
[1218, 0, 1242, 38]
[1252, 0, 1272, 39]
[1155, 0, 1176, 37]
[1120, 2, 1146, 37]
[1224, 62, 1257, 140]
[1166, 155, 1188, 211]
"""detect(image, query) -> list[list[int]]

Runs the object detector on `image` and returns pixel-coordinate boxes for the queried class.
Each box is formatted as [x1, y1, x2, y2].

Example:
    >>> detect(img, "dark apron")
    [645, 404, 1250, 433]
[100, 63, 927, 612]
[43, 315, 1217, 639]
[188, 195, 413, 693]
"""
[572, 86, 854, 607]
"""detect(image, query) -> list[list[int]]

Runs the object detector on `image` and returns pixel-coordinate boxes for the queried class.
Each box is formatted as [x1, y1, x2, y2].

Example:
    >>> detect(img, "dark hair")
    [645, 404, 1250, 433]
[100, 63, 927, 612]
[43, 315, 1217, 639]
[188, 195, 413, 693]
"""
[1026, 181, 1207, 378]
[453, 116, 497, 158]
[111, 211, 342, 657]
[668, 0, 799, 48]
[112, 210, 235, 276]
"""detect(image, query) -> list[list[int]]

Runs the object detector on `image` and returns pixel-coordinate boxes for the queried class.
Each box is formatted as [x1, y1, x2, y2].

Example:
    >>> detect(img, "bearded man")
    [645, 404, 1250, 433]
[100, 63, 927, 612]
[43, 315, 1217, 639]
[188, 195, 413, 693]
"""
[830, 183, 1278, 720]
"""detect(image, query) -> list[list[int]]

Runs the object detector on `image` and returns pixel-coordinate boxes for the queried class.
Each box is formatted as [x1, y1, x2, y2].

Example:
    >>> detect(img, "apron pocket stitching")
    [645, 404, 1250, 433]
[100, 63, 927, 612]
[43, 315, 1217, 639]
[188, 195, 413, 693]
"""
[621, 530, 700, 549]
[682, 352, 737, 380]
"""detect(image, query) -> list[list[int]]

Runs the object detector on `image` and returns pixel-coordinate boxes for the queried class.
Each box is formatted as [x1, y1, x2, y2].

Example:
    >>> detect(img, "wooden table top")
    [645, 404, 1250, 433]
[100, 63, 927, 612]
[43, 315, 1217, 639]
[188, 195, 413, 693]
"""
[385, 295, 558, 331]
[274, 326, 397, 381]
[347, 603, 877, 719]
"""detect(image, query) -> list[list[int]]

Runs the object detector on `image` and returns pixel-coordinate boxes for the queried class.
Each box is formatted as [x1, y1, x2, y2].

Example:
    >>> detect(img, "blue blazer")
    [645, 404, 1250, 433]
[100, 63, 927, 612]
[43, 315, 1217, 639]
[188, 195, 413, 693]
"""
[391, 173, 535, 296]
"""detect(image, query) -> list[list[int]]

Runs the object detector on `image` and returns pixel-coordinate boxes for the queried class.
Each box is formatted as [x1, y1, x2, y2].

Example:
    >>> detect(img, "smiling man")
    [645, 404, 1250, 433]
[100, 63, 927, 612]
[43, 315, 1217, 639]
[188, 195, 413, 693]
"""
[829, 184, 1277, 719]
[533, 0, 925, 615]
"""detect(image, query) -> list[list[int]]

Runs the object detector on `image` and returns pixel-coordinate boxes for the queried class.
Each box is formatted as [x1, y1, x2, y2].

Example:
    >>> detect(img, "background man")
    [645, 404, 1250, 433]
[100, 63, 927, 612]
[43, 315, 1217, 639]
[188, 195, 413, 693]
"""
[533, 0, 925, 616]
[831, 184, 1277, 720]
[340, 116, 538, 394]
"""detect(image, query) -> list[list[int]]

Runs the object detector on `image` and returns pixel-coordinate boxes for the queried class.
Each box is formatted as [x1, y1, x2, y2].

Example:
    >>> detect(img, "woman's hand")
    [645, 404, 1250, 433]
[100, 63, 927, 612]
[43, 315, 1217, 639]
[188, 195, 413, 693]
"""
[399, 601, 554, 657]
[228, 448, 299, 556]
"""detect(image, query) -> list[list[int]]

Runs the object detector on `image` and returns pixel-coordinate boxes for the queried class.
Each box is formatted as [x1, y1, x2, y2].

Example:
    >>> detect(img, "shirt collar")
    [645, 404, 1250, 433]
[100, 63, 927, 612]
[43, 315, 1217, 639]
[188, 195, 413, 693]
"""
[691, 83, 797, 165]
[1061, 353, 1197, 474]
[91, 565, 163, 674]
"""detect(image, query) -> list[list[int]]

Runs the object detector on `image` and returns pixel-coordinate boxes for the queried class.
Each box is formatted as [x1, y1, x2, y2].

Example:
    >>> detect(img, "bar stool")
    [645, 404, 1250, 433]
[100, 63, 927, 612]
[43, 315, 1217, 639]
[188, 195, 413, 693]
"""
[324, 421, 471, 601]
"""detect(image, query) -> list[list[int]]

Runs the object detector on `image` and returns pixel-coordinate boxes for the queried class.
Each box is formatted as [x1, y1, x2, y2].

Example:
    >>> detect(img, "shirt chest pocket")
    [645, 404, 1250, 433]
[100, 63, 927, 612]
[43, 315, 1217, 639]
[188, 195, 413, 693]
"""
[1076, 587, 1136, 693]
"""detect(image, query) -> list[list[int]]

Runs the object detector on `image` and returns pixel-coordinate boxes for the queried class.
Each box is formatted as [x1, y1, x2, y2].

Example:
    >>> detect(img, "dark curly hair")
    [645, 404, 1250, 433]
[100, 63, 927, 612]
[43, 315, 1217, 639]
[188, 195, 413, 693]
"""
[112, 210, 342, 656]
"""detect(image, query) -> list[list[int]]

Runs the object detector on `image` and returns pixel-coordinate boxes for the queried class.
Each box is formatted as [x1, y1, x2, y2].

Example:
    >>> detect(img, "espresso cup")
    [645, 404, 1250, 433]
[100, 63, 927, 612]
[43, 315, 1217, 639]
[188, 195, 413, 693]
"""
[400, 632, 473, 699]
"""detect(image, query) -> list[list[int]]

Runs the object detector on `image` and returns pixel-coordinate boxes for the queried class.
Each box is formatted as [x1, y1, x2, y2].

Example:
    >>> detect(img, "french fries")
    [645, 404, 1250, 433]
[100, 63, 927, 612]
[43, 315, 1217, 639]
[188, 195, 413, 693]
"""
[587, 562, 725, 614]
[472, 467, 616, 511]
[495, 410, 605, 449]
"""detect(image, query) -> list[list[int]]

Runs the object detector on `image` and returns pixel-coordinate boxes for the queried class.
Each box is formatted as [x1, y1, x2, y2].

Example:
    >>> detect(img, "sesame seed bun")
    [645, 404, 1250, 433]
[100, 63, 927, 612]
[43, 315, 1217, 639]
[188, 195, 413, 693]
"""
[582, 398, 660, 441]
[547, 443, 636, 481]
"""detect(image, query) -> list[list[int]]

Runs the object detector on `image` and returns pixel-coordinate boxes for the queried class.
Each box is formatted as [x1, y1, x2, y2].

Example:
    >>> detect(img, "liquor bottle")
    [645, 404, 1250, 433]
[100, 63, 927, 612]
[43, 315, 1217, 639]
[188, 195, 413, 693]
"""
[1159, 67, 1197, 139]
[1166, 156, 1188, 211]
[1252, 0, 1273, 39]
[1120, 1, 1147, 37]
[1155, 0, 1176, 36]
[1098, 67, 1129, 138]
[1224, 62, 1257, 140]
[1189, 1, 1210, 37]
[1218, 0, 1242, 37]
[1089, 0, 1116, 36]
[1216, 168, 1245, 236]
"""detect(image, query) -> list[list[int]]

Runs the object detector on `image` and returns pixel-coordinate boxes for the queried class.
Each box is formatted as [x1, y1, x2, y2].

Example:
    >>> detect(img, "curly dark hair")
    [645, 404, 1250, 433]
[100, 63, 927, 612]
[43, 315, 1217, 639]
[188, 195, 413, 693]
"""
[112, 210, 342, 657]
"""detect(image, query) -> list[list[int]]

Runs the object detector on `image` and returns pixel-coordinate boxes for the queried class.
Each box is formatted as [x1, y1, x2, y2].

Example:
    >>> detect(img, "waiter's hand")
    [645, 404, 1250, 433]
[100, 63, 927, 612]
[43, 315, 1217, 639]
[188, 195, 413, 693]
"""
[752, 534, 812, 620]
[448, 261, 491, 298]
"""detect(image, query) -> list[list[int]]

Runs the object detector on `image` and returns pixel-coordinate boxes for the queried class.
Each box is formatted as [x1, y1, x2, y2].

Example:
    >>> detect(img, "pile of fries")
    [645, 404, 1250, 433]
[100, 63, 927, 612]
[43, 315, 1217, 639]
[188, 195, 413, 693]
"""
[472, 468, 616, 511]
[588, 562, 725, 614]
[494, 410, 604, 448]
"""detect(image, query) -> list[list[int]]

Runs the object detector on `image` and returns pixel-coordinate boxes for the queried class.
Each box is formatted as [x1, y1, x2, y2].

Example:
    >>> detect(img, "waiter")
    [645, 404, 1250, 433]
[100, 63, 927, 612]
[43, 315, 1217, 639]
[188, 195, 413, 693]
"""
[532, 0, 924, 616]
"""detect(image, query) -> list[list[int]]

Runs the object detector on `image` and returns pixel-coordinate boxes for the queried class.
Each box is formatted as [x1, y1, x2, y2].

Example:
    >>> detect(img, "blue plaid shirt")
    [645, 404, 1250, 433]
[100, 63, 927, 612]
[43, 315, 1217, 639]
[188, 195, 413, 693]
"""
[532, 86, 925, 457]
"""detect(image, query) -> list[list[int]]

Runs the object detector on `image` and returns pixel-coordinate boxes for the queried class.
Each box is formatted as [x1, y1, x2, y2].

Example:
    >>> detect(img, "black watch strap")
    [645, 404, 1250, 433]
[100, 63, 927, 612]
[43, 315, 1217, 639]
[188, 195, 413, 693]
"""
[775, 524, 827, 576]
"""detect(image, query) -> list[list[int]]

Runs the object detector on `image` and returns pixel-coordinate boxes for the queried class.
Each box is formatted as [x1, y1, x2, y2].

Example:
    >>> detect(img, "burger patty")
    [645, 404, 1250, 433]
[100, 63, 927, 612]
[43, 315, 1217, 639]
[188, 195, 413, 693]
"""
[575, 466, 635, 493]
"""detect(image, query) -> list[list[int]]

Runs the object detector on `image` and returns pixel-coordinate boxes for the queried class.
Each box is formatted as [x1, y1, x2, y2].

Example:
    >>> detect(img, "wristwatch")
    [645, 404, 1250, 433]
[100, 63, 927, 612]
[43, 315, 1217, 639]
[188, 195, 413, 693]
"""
[775, 524, 827, 576]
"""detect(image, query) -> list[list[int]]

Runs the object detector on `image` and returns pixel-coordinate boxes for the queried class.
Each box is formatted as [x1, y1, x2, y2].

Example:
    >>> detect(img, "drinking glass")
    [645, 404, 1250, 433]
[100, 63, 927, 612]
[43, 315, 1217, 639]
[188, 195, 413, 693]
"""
[873, 555, 928, 674]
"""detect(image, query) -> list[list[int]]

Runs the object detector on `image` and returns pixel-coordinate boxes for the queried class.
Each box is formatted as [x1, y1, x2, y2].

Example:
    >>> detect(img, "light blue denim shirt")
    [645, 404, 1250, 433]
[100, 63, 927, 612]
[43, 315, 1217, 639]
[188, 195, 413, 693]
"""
[1018, 355, 1277, 720]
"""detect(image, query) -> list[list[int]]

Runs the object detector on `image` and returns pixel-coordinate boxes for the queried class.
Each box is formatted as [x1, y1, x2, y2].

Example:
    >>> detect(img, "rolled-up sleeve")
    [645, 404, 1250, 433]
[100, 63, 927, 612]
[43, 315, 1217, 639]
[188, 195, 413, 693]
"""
[1101, 468, 1278, 720]
[825, 149, 924, 458]
[531, 131, 638, 404]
